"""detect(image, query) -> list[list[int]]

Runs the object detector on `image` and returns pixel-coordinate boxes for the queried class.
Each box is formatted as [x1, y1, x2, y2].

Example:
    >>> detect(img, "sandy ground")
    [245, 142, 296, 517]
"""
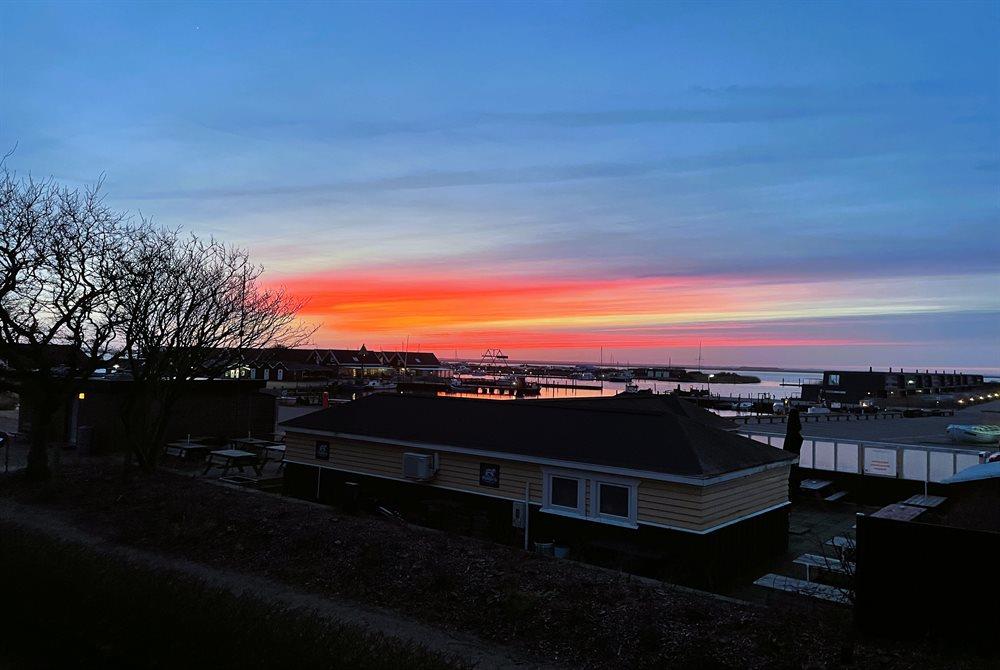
[743, 399, 1000, 447]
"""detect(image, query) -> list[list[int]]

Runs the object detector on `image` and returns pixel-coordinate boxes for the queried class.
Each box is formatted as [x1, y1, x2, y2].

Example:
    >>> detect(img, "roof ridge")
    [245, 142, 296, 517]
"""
[367, 393, 676, 418]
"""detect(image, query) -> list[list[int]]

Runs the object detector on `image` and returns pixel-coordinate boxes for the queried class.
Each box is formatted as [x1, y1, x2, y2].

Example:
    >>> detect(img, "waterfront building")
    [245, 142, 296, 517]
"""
[240, 345, 448, 387]
[280, 393, 795, 588]
[801, 369, 987, 405]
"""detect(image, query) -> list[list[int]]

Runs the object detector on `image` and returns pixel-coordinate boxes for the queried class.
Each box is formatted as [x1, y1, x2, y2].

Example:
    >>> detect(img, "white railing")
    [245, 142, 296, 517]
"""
[738, 430, 991, 483]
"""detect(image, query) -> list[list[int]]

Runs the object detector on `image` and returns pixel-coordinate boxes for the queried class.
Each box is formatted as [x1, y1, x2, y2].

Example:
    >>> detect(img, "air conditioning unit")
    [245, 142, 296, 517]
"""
[402, 452, 438, 481]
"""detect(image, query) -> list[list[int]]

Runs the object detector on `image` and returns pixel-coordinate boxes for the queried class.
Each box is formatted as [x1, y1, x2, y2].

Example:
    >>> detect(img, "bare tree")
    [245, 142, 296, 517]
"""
[0, 169, 137, 479]
[116, 230, 312, 471]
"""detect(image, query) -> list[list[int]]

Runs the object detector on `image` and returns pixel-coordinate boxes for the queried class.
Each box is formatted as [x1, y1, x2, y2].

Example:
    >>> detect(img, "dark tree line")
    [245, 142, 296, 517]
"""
[0, 168, 311, 478]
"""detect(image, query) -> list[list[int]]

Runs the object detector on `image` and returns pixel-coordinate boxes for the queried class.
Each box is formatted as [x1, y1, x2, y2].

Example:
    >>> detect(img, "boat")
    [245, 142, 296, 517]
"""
[364, 379, 397, 391]
[604, 370, 633, 383]
[946, 424, 1000, 445]
[807, 406, 832, 415]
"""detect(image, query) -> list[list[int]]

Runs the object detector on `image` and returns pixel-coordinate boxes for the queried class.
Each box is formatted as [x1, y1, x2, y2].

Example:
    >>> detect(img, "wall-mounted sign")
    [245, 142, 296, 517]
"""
[315, 441, 330, 460]
[479, 462, 500, 488]
[864, 447, 896, 477]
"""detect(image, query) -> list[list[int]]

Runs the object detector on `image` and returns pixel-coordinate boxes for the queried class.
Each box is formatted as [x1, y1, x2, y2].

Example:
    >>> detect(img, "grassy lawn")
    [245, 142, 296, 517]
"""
[1, 459, 992, 669]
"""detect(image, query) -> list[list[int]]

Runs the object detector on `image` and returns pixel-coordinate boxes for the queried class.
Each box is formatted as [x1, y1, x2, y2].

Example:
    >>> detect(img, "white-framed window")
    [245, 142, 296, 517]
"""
[828, 374, 840, 386]
[541, 468, 638, 528]
[263, 368, 270, 380]
[541, 471, 586, 518]
[249, 368, 256, 380]
[276, 368, 284, 381]
[593, 479, 638, 527]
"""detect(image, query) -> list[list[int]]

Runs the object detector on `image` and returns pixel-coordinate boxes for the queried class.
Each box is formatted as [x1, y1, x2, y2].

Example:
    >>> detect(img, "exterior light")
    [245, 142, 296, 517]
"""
[78, 392, 86, 400]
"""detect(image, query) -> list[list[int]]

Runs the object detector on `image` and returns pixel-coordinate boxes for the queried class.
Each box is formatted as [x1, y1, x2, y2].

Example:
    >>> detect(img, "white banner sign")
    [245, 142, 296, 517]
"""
[864, 448, 897, 477]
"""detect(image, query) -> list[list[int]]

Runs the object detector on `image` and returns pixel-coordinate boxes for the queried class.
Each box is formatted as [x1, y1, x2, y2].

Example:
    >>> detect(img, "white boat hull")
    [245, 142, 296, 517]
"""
[947, 424, 1000, 444]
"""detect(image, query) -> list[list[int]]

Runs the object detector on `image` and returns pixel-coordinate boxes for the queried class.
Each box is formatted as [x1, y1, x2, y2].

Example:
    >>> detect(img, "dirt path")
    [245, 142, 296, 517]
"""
[0, 499, 558, 670]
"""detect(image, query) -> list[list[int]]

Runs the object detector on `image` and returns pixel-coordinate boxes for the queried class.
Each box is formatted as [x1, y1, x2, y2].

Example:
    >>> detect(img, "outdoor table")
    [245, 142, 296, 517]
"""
[901, 494, 947, 508]
[204, 449, 260, 476]
[799, 478, 832, 492]
[164, 441, 211, 461]
[872, 503, 925, 522]
[230, 438, 286, 470]
[230, 437, 275, 450]
[258, 442, 286, 468]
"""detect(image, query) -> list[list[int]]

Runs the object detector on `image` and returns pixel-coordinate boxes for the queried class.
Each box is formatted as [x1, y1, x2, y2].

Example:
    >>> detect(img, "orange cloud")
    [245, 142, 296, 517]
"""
[267, 267, 878, 352]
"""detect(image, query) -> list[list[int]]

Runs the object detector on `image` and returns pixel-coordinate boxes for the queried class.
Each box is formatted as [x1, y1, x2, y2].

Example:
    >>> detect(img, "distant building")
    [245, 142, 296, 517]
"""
[801, 369, 986, 405]
[238, 345, 448, 388]
[280, 393, 795, 588]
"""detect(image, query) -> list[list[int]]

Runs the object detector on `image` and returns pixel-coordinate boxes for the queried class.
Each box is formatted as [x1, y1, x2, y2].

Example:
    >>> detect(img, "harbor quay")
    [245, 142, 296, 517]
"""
[741, 398, 1000, 448]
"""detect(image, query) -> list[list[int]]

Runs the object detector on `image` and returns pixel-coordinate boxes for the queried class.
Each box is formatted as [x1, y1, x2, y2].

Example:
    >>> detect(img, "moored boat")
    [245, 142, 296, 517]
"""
[946, 424, 1000, 445]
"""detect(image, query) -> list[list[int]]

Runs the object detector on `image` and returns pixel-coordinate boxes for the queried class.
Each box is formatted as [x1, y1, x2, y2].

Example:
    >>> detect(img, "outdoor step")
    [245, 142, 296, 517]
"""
[753, 573, 849, 604]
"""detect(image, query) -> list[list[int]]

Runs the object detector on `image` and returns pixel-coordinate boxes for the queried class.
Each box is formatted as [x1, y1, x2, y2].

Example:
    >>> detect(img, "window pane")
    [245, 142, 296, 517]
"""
[599, 484, 630, 518]
[550, 477, 578, 508]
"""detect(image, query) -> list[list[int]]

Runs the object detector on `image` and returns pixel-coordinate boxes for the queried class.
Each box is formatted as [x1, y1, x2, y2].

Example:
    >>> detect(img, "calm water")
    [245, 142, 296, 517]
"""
[444, 369, 822, 404]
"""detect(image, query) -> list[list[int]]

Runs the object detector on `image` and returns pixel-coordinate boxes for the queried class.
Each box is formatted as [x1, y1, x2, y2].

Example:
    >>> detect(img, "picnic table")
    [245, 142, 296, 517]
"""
[204, 449, 260, 476]
[901, 494, 947, 508]
[164, 441, 211, 461]
[230, 437, 286, 469]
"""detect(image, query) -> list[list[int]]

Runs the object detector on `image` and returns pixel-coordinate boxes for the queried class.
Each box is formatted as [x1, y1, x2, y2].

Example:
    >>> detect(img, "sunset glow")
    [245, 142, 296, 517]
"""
[4, 2, 998, 370]
[269, 267, 996, 365]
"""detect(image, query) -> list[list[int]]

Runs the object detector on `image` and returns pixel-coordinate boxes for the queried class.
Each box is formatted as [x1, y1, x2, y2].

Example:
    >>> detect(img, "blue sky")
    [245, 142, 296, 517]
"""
[1, 1, 998, 370]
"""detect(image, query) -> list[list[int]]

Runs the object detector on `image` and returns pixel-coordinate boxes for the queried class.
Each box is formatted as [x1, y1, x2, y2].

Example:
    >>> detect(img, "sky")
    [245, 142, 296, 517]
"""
[1, 1, 998, 371]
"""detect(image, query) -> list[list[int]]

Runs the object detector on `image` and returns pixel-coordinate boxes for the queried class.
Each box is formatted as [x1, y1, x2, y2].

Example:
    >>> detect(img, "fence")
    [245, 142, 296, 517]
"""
[733, 411, 903, 425]
[738, 430, 990, 483]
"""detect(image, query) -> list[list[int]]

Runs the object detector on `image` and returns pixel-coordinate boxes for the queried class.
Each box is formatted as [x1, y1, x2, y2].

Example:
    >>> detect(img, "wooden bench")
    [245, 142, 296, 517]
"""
[823, 490, 848, 502]
[793, 553, 853, 581]
[753, 573, 849, 604]
[824, 535, 853, 548]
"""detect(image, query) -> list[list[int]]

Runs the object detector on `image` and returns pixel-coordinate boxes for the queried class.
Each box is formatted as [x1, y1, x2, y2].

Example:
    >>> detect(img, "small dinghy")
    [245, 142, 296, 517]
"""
[946, 424, 1000, 445]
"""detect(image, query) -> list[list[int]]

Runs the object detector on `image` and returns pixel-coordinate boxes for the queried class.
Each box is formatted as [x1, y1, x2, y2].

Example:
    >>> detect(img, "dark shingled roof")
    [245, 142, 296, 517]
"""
[533, 392, 739, 431]
[280, 394, 792, 479]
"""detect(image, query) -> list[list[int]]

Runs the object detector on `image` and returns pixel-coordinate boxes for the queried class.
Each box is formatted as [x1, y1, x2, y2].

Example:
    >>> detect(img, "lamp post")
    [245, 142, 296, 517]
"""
[708, 373, 715, 397]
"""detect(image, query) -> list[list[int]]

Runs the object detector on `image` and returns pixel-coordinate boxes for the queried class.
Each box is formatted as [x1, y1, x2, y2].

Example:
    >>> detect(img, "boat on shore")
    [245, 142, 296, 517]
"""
[946, 424, 1000, 445]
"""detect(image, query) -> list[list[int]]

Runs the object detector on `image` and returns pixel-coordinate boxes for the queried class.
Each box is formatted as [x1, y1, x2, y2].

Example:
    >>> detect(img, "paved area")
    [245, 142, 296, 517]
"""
[735, 498, 869, 604]
[744, 399, 1000, 448]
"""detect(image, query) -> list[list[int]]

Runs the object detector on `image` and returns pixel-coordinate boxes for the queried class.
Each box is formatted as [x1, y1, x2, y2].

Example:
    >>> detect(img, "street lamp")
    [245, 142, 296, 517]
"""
[708, 373, 715, 396]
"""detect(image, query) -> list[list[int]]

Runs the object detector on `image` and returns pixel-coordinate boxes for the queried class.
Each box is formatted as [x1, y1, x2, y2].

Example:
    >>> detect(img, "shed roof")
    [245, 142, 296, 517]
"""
[281, 393, 793, 479]
[534, 392, 739, 431]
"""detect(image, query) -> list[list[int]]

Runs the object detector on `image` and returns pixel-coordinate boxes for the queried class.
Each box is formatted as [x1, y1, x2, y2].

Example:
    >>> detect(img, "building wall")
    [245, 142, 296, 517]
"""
[18, 381, 277, 452]
[856, 512, 1000, 639]
[282, 461, 789, 590]
[284, 430, 789, 533]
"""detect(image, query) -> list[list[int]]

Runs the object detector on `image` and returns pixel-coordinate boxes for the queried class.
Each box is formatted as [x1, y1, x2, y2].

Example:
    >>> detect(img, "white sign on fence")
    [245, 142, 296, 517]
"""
[864, 447, 897, 477]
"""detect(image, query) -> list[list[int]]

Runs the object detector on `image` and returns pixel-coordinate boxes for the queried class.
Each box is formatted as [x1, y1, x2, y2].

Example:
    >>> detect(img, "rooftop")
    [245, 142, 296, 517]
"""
[281, 393, 793, 480]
